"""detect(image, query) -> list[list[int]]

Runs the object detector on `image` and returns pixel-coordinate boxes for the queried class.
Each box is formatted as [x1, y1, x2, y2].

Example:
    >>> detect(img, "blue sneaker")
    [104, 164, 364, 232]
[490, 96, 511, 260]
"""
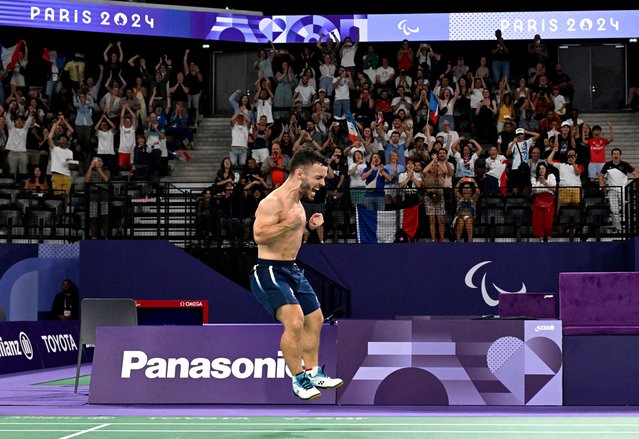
[292, 372, 321, 400]
[307, 365, 343, 389]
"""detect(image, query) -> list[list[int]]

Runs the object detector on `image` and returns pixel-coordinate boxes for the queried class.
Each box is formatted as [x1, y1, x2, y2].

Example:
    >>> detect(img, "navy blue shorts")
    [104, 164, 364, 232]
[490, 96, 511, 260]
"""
[249, 258, 321, 320]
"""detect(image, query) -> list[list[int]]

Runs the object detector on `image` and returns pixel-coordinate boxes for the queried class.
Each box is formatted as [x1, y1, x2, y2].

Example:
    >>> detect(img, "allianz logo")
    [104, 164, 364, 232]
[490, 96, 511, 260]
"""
[0, 332, 34, 360]
[121, 350, 290, 379]
[535, 324, 556, 332]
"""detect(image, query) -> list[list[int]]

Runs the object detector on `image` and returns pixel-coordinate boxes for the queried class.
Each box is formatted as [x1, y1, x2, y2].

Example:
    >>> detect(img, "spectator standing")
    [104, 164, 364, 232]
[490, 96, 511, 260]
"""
[527, 34, 549, 77]
[47, 123, 74, 197]
[491, 29, 510, 88]
[254, 77, 274, 124]
[506, 128, 541, 195]
[423, 147, 453, 242]
[183, 49, 204, 127]
[94, 114, 116, 172]
[547, 145, 584, 208]
[5, 111, 33, 180]
[586, 123, 614, 183]
[599, 148, 639, 233]
[229, 111, 251, 168]
[73, 90, 97, 160]
[84, 157, 110, 239]
[530, 161, 557, 242]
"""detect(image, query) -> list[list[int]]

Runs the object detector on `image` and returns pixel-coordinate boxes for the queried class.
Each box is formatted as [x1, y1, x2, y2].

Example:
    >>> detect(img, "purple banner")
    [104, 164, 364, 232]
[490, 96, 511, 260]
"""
[336, 319, 562, 405]
[89, 325, 337, 404]
[0, 2, 637, 42]
[0, 320, 83, 374]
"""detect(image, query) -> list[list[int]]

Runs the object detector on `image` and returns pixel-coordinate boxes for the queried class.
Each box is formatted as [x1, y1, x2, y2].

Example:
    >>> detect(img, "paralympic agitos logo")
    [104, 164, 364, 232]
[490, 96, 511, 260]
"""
[465, 261, 527, 307]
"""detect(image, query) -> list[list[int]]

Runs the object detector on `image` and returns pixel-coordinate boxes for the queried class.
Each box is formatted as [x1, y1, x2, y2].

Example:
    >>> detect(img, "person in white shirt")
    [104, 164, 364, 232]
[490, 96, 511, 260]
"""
[391, 85, 413, 116]
[47, 122, 74, 196]
[599, 148, 639, 232]
[293, 74, 316, 122]
[229, 111, 250, 167]
[339, 36, 358, 77]
[94, 114, 116, 172]
[5, 111, 33, 179]
[375, 57, 395, 97]
[483, 145, 507, 195]
[332, 66, 353, 120]
[547, 145, 584, 208]
[118, 106, 137, 170]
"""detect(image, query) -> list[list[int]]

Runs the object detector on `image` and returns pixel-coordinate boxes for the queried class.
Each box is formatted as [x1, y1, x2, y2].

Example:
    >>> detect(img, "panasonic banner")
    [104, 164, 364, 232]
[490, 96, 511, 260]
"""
[88, 325, 337, 404]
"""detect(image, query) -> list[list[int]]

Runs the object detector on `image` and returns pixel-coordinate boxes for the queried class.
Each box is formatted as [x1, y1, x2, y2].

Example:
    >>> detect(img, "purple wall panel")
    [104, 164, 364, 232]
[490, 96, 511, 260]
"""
[336, 319, 563, 406]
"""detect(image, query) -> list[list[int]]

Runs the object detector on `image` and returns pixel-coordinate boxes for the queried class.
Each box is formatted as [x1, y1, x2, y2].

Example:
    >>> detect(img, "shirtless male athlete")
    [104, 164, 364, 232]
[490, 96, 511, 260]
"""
[250, 148, 343, 400]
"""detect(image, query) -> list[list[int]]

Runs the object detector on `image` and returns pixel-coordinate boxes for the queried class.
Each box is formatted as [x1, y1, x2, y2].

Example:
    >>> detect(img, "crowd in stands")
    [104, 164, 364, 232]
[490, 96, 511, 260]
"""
[201, 32, 638, 244]
[0, 39, 203, 194]
[0, 32, 635, 244]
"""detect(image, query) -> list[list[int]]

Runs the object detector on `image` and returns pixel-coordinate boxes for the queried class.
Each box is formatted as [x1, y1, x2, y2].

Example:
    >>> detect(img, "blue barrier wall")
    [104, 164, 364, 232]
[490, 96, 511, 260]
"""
[298, 241, 633, 318]
[0, 239, 637, 323]
[78, 240, 269, 323]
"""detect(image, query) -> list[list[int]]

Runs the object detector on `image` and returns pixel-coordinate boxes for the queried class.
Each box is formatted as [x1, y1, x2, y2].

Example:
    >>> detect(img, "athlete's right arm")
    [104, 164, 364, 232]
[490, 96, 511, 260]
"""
[252, 197, 302, 246]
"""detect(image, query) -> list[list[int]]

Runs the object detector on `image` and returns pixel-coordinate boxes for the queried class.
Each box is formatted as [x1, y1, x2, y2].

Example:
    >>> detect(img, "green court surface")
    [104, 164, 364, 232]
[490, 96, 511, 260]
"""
[1, 416, 638, 438]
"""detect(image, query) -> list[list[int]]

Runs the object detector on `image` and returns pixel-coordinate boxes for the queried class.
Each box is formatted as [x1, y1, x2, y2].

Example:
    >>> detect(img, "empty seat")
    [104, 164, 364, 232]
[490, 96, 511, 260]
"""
[505, 205, 531, 226]
[0, 207, 23, 227]
[28, 208, 55, 228]
[557, 205, 582, 225]
[505, 195, 530, 211]
[480, 206, 506, 225]
[584, 205, 611, 227]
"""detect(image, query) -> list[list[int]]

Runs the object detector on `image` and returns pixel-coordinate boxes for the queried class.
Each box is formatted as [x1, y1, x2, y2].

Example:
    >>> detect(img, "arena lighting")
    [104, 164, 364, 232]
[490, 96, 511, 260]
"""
[202, 43, 210, 48]
[1, 1, 639, 42]
[630, 38, 638, 43]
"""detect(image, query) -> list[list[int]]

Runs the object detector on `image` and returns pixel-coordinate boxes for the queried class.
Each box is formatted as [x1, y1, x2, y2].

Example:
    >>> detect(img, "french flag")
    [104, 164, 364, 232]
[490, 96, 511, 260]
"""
[346, 111, 360, 144]
[1, 40, 26, 71]
[356, 205, 419, 243]
[428, 91, 439, 126]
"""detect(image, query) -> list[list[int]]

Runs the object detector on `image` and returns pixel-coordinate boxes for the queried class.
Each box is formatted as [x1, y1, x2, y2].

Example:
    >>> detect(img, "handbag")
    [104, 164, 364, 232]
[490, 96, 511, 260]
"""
[534, 194, 553, 210]
[513, 142, 530, 175]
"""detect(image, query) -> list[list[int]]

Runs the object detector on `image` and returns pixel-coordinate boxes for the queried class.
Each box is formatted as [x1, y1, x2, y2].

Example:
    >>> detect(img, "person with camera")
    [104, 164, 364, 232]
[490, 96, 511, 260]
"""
[262, 142, 291, 189]
[325, 146, 348, 212]
[293, 123, 323, 155]
[241, 157, 268, 193]
[453, 177, 480, 242]
[530, 162, 557, 242]
[547, 144, 584, 209]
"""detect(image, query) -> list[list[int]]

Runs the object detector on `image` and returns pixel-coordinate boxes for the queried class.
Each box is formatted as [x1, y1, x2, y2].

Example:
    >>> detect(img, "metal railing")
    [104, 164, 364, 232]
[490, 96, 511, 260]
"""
[0, 180, 635, 245]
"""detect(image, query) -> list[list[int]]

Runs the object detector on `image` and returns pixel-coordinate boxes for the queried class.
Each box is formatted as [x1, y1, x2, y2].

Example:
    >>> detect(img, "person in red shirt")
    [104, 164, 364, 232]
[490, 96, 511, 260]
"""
[586, 122, 614, 183]
[262, 142, 291, 188]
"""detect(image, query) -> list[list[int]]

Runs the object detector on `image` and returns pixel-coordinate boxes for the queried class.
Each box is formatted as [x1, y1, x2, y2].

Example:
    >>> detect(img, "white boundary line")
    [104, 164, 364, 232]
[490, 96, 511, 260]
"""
[58, 423, 110, 439]
[1, 422, 639, 427]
